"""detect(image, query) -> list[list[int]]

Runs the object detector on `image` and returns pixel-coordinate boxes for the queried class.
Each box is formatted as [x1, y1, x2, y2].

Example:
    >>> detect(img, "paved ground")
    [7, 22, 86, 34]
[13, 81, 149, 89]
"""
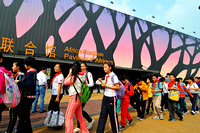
[1, 90, 200, 133]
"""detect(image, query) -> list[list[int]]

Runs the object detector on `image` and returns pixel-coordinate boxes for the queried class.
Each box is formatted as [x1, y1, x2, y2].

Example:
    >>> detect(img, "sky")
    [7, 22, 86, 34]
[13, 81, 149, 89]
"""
[86, 0, 200, 39]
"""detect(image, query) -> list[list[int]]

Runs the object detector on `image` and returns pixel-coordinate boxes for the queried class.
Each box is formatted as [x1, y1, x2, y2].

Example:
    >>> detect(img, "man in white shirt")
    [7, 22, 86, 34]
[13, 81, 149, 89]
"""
[32, 67, 48, 113]
[96, 79, 102, 94]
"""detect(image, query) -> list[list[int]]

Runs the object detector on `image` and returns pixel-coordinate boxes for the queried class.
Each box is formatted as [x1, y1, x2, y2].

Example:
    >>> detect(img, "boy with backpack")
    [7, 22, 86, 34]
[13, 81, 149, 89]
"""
[119, 76, 134, 131]
[0, 52, 12, 122]
[168, 74, 183, 121]
[134, 79, 148, 121]
[177, 78, 193, 115]
[151, 75, 163, 120]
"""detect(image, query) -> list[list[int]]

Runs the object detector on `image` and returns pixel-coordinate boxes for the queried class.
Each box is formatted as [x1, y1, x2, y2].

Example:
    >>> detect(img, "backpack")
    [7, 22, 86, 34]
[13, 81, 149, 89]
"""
[73, 76, 91, 103]
[0, 70, 21, 108]
[128, 83, 134, 97]
[168, 82, 180, 101]
[85, 72, 94, 93]
[110, 73, 125, 99]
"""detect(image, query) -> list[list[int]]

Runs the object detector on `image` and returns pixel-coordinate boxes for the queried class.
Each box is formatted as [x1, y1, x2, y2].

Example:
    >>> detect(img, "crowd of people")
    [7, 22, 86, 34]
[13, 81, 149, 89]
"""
[0, 52, 200, 133]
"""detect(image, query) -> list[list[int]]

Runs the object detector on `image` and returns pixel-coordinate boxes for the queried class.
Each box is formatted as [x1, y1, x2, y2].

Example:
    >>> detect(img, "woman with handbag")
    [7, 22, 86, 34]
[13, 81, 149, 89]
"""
[64, 61, 89, 133]
[48, 64, 64, 112]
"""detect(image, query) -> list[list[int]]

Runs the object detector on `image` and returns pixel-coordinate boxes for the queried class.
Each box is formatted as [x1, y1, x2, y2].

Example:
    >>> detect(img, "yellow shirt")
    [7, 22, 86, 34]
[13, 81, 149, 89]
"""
[147, 83, 152, 98]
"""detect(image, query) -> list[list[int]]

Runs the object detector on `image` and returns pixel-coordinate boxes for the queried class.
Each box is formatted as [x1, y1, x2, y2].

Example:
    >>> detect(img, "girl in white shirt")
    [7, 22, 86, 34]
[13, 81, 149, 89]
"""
[65, 61, 89, 133]
[96, 62, 120, 133]
[48, 64, 64, 111]
[74, 62, 94, 132]
[187, 77, 199, 115]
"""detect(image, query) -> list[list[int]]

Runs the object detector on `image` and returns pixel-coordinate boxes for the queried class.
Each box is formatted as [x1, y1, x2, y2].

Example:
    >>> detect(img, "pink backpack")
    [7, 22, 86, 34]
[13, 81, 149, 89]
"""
[0, 70, 21, 108]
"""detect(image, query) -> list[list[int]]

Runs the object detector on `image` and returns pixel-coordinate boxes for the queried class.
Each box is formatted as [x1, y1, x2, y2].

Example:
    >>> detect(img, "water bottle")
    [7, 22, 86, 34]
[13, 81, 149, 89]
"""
[9, 85, 13, 93]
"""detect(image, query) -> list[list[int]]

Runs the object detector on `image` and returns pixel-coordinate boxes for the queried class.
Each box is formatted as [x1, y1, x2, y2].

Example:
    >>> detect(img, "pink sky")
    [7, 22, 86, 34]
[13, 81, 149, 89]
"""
[113, 24, 133, 68]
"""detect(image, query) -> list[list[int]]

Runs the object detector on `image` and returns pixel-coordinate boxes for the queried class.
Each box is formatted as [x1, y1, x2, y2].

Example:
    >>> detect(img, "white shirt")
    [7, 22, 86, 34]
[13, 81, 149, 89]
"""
[52, 73, 64, 95]
[187, 83, 199, 94]
[37, 71, 47, 86]
[96, 79, 101, 85]
[84, 72, 94, 88]
[162, 83, 168, 94]
[69, 75, 85, 96]
[104, 72, 119, 97]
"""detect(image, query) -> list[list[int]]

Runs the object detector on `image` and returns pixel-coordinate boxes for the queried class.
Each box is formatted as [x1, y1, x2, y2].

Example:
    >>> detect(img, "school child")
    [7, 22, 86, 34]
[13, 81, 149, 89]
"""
[134, 79, 148, 120]
[160, 77, 169, 111]
[65, 61, 89, 133]
[48, 64, 64, 112]
[187, 77, 199, 115]
[146, 78, 153, 114]
[151, 75, 163, 120]
[96, 62, 120, 133]
[194, 77, 200, 113]
[177, 78, 193, 115]
[74, 62, 94, 132]
[15, 56, 37, 132]
[119, 76, 134, 131]
[0, 53, 12, 122]
[6, 61, 25, 133]
[168, 74, 183, 121]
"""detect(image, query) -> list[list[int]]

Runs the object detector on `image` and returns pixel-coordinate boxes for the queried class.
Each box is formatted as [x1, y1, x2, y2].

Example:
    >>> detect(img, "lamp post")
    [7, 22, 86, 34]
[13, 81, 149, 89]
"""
[176, 27, 184, 31]
[108, 1, 114, 8]
[147, 16, 155, 21]
[163, 21, 171, 26]
[129, 9, 136, 15]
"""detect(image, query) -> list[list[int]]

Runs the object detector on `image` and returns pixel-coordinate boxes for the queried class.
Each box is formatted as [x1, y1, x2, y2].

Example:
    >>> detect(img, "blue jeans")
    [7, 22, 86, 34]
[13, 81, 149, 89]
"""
[32, 86, 46, 112]
[179, 98, 187, 113]
[190, 93, 197, 111]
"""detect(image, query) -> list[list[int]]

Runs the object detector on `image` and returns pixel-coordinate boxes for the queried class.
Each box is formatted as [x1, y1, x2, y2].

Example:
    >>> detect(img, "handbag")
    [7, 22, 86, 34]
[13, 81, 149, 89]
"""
[44, 110, 64, 127]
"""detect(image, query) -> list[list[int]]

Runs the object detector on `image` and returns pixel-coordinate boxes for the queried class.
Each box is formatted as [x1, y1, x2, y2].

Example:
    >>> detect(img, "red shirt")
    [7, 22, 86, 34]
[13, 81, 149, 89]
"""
[123, 82, 134, 99]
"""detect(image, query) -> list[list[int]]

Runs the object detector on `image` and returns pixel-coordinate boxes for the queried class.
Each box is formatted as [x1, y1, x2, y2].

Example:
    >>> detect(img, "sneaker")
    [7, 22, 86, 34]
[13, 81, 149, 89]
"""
[184, 111, 189, 115]
[168, 119, 176, 122]
[87, 119, 94, 130]
[32, 110, 37, 113]
[152, 116, 159, 120]
[191, 110, 195, 115]
[163, 109, 168, 111]
[160, 114, 164, 120]
[73, 128, 80, 133]
[127, 119, 134, 126]
[40, 110, 47, 113]
[119, 126, 125, 131]
[195, 111, 199, 113]
[136, 117, 140, 120]
[180, 114, 184, 121]
[140, 118, 144, 121]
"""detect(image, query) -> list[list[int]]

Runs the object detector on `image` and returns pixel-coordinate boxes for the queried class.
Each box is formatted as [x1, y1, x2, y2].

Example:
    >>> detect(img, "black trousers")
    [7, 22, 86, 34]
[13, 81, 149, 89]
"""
[130, 96, 136, 109]
[161, 93, 169, 110]
[136, 98, 146, 119]
[77, 102, 92, 128]
[97, 96, 119, 133]
[17, 97, 35, 133]
[168, 99, 182, 120]
[96, 85, 101, 94]
[6, 106, 20, 133]
[146, 97, 153, 113]
[0, 102, 7, 122]
[48, 94, 63, 111]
